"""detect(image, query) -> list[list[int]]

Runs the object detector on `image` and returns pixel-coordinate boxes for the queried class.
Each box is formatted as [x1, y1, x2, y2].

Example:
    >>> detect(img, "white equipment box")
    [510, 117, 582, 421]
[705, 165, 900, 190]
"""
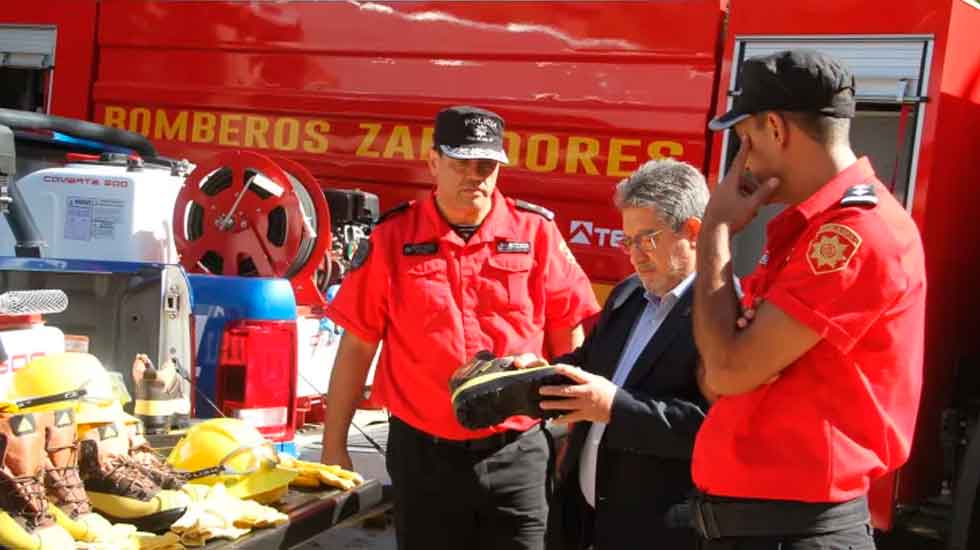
[0, 161, 185, 263]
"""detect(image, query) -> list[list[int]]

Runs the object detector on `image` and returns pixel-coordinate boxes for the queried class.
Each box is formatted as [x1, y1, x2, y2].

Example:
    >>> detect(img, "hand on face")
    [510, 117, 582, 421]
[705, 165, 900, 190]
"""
[538, 364, 617, 424]
[704, 135, 781, 232]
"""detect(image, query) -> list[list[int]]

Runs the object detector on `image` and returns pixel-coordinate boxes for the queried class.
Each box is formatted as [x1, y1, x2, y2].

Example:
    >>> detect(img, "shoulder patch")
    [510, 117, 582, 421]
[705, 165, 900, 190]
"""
[840, 183, 878, 208]
[350, 237, 371, 270]
[377, 201, 413, 224]
[515, 199, 554, 221]
[807, 223, 862, 275]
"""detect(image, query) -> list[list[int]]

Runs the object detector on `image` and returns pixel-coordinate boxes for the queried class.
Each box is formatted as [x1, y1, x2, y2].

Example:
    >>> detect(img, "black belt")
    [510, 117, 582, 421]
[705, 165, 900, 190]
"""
[690, 493, 870, 540]
[392, 417, 540, 453]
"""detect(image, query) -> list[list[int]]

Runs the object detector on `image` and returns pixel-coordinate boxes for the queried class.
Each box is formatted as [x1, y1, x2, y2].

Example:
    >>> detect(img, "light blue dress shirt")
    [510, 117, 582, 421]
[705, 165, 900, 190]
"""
[578, 272, 695, 508]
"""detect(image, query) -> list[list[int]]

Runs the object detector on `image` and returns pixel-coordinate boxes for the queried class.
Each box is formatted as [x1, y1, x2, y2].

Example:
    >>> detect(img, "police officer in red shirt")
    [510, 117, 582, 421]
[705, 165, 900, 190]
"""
[321, 106, 600, 550]
[691, 50, 926, 549]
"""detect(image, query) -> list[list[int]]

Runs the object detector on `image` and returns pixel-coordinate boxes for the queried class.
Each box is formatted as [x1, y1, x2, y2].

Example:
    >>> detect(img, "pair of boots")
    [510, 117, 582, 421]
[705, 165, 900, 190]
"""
[0, 407, 94, 548]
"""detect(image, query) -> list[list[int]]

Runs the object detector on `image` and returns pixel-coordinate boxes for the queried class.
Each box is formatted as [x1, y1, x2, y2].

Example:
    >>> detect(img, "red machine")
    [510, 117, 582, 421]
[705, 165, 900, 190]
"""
[2, 1, 979, 546]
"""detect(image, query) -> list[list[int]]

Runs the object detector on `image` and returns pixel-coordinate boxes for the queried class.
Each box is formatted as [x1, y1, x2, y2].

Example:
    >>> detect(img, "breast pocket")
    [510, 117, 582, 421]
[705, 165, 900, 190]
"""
[401, 257, 451, 325]
[481, 255, 534, 312]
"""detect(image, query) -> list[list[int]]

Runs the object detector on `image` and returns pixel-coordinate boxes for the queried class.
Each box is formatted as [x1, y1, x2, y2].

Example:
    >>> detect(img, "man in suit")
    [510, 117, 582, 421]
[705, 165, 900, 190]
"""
[519, 158, 711, 549]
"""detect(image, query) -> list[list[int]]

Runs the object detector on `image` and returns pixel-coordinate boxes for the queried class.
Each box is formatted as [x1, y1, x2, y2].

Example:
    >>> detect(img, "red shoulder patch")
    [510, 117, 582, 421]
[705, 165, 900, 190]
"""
[807, 223, 862, 274]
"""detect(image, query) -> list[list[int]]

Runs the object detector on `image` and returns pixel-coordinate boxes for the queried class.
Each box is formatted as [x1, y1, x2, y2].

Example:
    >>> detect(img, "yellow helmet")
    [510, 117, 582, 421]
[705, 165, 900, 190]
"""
[166, 418, 296, 502]
[9, 353, 133, 423]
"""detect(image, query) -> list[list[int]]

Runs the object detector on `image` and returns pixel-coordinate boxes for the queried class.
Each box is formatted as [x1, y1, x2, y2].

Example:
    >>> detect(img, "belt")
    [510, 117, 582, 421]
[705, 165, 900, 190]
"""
[392, 417, 540, 453]
[690, 493, 870, 540]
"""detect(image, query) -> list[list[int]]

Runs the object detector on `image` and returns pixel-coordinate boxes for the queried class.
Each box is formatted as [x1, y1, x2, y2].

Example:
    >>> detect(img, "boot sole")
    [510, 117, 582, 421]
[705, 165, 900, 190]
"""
[451, 367, 573, 430]
[100, 506, 186, 534]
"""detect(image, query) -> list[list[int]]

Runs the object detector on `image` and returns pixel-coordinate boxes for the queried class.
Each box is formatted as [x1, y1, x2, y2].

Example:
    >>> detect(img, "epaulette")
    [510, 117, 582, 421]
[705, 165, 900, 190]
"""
[840, 183, 878, 208]
[515, 199, 554, 221]
[377, 201, 413, 224]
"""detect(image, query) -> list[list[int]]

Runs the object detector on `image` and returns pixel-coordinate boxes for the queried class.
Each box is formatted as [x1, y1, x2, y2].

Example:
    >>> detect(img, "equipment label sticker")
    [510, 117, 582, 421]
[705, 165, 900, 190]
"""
[93, 199, 125, 240]
[65, 197, 93, 241]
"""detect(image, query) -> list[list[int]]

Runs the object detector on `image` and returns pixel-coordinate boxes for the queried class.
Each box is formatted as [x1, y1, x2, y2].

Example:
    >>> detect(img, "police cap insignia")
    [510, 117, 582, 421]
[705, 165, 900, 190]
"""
[840, 183, 878, 207]
[350, 238, 371, 270]
[807, 223, 861, 274]
[515, 199, 554, 221]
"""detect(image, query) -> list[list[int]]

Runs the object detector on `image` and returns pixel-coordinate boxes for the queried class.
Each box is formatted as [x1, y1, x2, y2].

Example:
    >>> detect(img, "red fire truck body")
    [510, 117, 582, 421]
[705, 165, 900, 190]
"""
[3, 0, 979, 544]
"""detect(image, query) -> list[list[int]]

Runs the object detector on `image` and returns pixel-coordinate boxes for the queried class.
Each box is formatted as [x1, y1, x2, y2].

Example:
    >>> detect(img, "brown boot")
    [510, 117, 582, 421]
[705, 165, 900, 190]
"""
[0, 412, 54, 532]
[43, 407, 113, 542]
[77, 425, 188, 533]
[129, 438, 186, 491]
[42, 408, 90, 519]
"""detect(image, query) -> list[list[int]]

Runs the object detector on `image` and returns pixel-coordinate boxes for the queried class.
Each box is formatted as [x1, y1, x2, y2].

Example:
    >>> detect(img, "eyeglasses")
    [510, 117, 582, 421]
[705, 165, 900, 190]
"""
[618, 229, 664, 255]
[446, 158, 499, 178]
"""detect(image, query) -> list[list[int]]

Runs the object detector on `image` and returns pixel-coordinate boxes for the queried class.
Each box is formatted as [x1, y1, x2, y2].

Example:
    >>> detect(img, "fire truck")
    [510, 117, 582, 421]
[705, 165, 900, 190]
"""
[1, 0, 978, 547]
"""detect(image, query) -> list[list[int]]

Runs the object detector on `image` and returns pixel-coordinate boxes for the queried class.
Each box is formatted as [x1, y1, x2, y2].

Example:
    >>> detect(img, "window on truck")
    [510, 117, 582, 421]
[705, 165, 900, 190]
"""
[0, 25, 56, 112]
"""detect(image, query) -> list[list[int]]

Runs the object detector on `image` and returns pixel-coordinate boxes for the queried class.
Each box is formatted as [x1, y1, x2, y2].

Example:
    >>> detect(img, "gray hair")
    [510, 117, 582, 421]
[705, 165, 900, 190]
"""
[613, 158, 709, 230]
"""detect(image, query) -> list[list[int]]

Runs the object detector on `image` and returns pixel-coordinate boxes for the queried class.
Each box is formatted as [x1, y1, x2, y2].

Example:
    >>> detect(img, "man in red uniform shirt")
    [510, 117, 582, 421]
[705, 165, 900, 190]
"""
[321, 106, 599, 550]
[691, 50, 926, 549]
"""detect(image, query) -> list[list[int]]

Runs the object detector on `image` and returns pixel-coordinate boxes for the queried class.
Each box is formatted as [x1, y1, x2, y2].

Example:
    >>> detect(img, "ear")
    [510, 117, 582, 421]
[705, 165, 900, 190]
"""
[683, 217, 703, 243]
[766, 112, 789, 148]
[427, 149, 440, 177]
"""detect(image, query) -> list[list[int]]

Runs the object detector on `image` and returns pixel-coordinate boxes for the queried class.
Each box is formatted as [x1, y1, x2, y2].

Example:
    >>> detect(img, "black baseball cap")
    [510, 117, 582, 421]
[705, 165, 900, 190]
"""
[434, 106, 509, 164]
[709, 49, 856, 131]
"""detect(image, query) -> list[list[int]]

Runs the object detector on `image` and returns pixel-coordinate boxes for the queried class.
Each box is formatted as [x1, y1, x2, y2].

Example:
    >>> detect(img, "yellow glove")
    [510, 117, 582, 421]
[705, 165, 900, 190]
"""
[279, 457, 364, 490]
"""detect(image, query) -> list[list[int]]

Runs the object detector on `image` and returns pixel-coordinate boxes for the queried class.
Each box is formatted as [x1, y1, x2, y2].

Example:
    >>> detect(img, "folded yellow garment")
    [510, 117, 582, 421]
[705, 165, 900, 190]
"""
[168, 483, 287, 547]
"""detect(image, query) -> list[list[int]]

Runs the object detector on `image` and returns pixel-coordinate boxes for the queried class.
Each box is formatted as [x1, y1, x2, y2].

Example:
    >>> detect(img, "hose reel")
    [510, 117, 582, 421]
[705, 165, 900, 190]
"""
[173, 151, 332, 306]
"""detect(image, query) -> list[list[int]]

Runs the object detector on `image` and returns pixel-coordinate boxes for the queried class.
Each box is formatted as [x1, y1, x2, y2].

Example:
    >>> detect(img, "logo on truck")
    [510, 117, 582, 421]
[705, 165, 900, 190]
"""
[569, 220, 624, 248]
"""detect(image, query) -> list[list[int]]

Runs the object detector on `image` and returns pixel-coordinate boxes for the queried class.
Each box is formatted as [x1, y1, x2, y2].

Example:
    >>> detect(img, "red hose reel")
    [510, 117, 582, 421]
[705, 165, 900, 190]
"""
[172, 151, 332, 307]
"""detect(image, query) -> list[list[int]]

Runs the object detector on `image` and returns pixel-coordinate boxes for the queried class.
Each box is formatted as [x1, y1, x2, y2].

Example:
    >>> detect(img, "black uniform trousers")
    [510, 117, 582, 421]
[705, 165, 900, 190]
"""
[386, 416, 549, 550]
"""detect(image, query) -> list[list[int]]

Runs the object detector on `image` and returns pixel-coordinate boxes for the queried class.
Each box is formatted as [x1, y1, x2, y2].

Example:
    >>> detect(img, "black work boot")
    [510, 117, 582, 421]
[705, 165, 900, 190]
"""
[449, 351, 573, 430]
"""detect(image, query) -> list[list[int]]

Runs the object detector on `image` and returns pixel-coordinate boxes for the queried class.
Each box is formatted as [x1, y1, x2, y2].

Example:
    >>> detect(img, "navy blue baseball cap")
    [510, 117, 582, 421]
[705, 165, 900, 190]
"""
[434, 106, 509, 164]
[709, 49, 856, 131]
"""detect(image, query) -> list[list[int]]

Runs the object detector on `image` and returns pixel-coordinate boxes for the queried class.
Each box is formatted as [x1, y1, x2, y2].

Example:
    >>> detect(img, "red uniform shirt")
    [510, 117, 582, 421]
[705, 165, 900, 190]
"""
[327, 190, 600, 440]
[693, 157, 926, 502]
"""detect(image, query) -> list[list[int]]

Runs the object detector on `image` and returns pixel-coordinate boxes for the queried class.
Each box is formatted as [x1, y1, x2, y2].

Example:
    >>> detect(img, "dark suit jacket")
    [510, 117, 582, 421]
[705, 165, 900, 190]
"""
[546, 275, 707, 550]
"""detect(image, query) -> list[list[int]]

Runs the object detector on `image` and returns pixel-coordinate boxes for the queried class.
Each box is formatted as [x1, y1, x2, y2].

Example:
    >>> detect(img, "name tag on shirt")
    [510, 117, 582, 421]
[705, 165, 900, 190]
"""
[496, 241, 530, 254]
[403, 242, 438, 256]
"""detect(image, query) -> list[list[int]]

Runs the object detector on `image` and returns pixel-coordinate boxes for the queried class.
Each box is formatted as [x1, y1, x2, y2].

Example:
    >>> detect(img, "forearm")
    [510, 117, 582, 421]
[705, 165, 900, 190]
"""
[322, 332, 377, 450]
[694, 220, 741, 387]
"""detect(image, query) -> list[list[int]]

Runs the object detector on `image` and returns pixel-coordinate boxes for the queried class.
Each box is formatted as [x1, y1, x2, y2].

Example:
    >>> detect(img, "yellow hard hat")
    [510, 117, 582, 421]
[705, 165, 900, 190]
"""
[166, 418, 296, 502]
[10, 353, 133, 423]
[9, 353, 92, 412]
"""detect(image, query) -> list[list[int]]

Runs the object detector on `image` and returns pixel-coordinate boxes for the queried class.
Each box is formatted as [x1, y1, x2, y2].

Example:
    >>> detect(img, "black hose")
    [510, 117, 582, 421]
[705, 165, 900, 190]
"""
[0, 108, 157, 158]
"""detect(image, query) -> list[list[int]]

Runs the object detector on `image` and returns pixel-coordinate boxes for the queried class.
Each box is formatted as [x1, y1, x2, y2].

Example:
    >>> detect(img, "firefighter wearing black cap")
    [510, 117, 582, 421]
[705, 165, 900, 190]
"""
[691, 50, 926, 548]
[322, 106, 599, 550]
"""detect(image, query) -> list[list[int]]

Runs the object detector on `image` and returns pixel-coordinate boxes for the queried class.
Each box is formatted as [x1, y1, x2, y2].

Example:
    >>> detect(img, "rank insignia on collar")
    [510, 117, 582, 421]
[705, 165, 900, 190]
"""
[350, 238, 371, 270]
[403, 242, 438, 256]
[496, 241, 530, 254]
[807, 223, 862, 275]
[840, 184, 878, 207]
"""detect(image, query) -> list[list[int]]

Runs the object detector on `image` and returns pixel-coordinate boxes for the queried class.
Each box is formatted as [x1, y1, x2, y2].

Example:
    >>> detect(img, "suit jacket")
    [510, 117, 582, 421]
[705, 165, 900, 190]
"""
[546, 275, 707, 550]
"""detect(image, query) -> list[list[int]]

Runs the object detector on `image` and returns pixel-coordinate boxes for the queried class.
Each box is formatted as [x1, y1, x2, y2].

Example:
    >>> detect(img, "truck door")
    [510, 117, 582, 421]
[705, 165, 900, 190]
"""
[718, 37, 932, 276]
